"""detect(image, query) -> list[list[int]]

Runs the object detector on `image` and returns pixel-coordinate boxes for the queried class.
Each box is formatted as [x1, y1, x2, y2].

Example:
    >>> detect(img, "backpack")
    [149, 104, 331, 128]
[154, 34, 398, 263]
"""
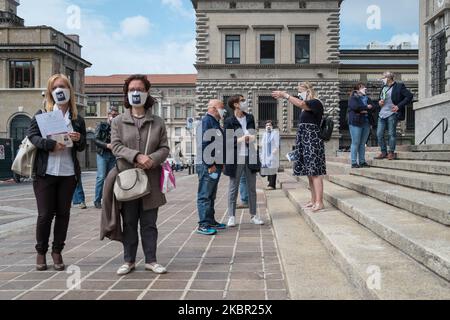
[319, 116, 334, 142]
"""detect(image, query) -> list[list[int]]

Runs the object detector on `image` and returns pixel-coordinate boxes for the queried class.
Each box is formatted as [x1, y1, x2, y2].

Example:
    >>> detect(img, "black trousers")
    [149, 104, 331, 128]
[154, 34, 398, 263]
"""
[121, 199, 159, 264]
[33, 175, 77, 255]
[268, 174, 277, 188]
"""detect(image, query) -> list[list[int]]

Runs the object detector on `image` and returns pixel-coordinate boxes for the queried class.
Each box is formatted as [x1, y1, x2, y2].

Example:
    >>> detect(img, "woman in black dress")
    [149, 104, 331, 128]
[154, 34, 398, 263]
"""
[272, 82, 326, 212]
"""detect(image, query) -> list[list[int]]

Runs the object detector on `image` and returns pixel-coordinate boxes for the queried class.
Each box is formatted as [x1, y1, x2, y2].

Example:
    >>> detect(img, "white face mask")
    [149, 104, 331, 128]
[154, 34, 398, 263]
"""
[128, 91, 148, 107]
[52, 88, 71, 105]
[359, 88, 367, 95]
[382, 78, 388, 86]
[298, 92, 308, 101]
[218, 108, 227, 119]
[239, 101, 249, 113]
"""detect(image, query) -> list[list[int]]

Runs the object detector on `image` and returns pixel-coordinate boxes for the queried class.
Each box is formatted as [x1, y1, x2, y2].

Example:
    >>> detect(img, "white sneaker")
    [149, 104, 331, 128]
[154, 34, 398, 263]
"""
[251, 216, 265, 225]
[116, 263, 135, 276]
[227, 216, 236, 227]
[145, 263, 167, 274]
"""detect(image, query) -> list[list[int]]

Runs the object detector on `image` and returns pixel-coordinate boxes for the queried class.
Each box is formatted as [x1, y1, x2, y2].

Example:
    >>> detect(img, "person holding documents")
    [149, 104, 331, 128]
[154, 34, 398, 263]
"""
[27, 74, 86, 272]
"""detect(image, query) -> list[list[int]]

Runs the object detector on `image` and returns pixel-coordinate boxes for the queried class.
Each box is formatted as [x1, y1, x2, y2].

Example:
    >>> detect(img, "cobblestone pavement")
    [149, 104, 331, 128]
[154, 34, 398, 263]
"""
[0, 171, 289, 300]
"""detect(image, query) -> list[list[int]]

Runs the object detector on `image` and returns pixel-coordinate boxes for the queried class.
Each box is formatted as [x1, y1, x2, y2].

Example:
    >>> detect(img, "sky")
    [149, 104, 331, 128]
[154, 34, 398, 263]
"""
[18, 0, 419, 75]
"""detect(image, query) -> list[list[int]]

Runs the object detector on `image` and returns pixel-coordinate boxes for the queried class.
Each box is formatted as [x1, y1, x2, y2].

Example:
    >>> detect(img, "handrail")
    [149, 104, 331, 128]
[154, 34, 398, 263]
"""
[419, 118, 448, 145]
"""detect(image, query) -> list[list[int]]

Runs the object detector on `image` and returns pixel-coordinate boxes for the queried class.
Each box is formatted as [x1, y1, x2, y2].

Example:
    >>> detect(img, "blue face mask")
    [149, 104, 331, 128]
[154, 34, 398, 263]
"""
[209, 172, 219, 180]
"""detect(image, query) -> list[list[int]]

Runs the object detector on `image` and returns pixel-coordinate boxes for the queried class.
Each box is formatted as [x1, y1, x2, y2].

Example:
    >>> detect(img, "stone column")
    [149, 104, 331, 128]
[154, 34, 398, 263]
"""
[0, 58, 7, 88]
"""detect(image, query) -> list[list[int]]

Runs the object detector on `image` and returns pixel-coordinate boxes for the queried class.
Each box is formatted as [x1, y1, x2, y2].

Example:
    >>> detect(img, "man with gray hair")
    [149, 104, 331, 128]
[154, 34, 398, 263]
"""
[196, 99, 227, 235]
[375, 71, 413, 160]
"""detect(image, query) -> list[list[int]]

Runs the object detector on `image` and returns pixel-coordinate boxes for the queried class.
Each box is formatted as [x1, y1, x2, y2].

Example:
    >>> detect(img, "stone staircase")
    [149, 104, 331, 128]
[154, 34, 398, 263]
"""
[274, 144, 450, 299]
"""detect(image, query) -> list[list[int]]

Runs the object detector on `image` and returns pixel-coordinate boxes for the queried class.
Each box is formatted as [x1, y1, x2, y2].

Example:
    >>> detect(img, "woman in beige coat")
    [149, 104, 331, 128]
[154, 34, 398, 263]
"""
[111, 74, 170, 276]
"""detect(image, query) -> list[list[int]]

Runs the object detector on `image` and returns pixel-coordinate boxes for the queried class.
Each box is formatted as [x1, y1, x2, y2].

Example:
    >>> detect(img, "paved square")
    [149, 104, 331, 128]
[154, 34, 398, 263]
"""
[0, 172, 289, 300]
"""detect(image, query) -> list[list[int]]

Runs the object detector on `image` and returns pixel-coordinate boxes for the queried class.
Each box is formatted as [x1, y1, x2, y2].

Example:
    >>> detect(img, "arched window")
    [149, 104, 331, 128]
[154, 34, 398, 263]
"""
[10, 115, 31, 141]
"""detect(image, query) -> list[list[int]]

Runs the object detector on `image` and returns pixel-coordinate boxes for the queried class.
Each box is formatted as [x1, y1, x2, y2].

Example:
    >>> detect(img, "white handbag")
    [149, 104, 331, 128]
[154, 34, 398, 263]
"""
[114, 122, 153, 202]
[11, 137, 37, 178]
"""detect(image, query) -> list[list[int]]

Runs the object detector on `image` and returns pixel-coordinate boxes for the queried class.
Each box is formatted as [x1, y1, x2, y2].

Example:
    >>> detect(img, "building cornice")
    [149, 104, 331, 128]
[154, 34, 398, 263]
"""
[195, 9, 340, 14]
[425, 4, 450, 25]
[287, 25, 320, 30]
[0, 44, 92, 67]
[252, 25, 284, 30]
[217, 25, 249, 30]
[339, 64, 418, 70]
[194, 63, 339, 70]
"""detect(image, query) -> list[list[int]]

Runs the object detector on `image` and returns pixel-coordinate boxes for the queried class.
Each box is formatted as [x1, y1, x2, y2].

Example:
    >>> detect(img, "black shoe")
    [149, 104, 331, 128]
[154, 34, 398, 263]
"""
[360, 163, 370, 168]
[209, 222, 227, 230]
[94, 202, 102, 209]
[351, 164, 360, 169]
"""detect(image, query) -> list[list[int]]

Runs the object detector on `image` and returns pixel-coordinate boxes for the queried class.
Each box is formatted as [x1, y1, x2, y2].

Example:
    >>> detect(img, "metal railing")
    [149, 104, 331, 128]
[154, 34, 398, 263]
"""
[419, 118, 448, 145]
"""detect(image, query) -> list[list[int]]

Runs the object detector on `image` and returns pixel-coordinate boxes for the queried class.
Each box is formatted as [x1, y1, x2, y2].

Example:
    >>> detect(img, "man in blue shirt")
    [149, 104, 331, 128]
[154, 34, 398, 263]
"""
[196, 99, 227, 235]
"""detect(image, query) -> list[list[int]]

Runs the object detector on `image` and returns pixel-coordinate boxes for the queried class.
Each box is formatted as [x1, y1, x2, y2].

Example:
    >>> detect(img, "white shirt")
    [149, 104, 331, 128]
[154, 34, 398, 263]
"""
[237, 115, 248, 156]
[46, 105, 75, 177]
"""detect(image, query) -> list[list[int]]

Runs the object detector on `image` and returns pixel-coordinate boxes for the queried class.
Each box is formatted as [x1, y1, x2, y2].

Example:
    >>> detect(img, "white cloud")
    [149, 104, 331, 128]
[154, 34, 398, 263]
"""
[18, 0, 196, 75]
[160, 0, 195, 19]
[113, 16, 152, 40]
[386, 33, 419, 46]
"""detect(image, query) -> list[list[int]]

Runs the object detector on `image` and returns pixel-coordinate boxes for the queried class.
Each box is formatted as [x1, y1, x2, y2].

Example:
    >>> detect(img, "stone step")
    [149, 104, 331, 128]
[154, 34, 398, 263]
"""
[411, 144, 450, 152]
[282, 180, 450, 299]
[350, 167, 450, 196]
[339, 151, 450, 162]
[327, 175, 450, 226]
[326, 161, 352, 175]
[365, 145, 412, 152]
[265, 189, 361, 299]
[304, 177, 450, 281]
[326, 156, 350, 164]
[370, 159, 450, 176]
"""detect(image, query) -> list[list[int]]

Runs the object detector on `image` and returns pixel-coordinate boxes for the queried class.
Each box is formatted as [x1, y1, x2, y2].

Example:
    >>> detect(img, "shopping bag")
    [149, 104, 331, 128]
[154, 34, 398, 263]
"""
[160, 161, 176, 194]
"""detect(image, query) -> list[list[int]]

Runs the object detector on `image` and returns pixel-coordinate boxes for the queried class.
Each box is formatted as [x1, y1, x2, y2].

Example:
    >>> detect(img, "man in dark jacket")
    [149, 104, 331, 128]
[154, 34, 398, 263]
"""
[93, 106, 120, 209]
[196, 99, 227, 236]
[375, 71, 413, 160]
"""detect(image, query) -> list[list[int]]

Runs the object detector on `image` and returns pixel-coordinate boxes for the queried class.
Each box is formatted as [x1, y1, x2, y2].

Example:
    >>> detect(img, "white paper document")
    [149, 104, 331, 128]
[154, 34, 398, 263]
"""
[35, 110, 73, 147]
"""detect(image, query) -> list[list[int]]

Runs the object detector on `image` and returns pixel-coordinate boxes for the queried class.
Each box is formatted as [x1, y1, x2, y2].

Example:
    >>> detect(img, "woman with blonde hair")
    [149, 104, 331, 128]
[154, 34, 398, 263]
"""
[28, 74, 86, 271]
[272, 82, 327, 212]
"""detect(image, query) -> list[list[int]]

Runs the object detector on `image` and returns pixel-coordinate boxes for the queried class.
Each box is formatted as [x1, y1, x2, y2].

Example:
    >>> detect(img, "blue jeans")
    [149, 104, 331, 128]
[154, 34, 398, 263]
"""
[72, 179, 85, 205]
[239, 174, 248, 204]
[349, 123, 371, 165]
[377, 114, 398, 154]
[197, 164, 222, 227]
[94, 152, 116, 205]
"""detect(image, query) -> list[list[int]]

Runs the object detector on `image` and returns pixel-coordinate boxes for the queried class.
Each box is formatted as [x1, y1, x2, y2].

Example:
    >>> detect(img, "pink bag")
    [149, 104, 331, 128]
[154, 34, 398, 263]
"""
[160, 161, 176, 194]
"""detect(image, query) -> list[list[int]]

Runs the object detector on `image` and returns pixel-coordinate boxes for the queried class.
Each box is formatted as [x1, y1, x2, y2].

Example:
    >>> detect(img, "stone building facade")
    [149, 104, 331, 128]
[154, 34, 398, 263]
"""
[192, 0, 342, 157]
[0, 0, 91, 150]
[84, 75, 197, 170]
[415, 0, 450, 144]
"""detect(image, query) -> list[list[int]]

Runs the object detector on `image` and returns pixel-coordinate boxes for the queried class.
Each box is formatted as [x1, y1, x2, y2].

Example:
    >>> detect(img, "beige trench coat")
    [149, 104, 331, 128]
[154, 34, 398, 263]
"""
[111, 109, 170, 211]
